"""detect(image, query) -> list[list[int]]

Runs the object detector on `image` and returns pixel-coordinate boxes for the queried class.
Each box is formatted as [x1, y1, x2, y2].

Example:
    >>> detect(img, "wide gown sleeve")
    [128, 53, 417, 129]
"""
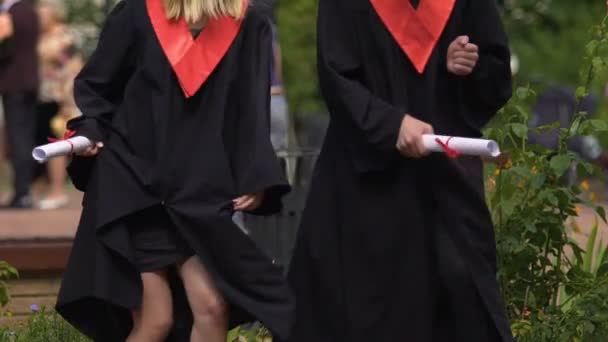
[66, 0, 136, 191]
[317, 0, 405, 153]
[67, 0, 135, 141]
[460, 0, 512, 130]
[225, 14, 290, 216]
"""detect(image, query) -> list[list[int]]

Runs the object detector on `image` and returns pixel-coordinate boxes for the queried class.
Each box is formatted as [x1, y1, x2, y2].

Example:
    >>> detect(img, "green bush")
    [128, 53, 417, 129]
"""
[0, 261, 17, 308]
[276, 0, 323, 114]
[484, 13, 608, 341]
[0, 309, 90, 342]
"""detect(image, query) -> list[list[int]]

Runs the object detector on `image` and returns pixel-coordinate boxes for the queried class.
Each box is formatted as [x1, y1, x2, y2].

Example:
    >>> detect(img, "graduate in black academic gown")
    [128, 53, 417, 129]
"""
[286, 0, 514, 341]
[55, 0, 294, 341]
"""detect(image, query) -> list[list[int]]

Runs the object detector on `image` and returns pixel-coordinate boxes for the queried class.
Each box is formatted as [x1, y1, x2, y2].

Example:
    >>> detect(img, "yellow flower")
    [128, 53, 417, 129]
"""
[495, 169, 501, 176]
[580, 180, 590, 191]
[531, 166, 539, 175]
[487, 177, 496, 190]
[590, 192, 598, 202]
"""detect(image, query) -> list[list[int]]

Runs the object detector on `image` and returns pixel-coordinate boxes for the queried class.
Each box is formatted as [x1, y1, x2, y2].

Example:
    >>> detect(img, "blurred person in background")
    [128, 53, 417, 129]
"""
[528, 85, 608, 184]
[0, 0, 39, 209]
[34, 0, 83, 210]
[269, 24, 288, 152]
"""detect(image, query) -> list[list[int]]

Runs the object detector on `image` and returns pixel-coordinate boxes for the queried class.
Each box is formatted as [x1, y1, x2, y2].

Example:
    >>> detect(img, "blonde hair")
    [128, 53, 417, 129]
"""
[163, 0, 245, 23]
[38, 0, 68, 22]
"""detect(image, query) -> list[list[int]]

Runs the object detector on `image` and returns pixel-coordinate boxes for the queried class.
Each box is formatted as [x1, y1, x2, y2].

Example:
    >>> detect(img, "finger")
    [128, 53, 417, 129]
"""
[81, 146, 98, 156]
[233, 195, 248, 207]
[403, 145, 420, 158]
[422, 124, 434, 135]
[464, 43, 478, 53]
[454, 51, 479, 60]
[397, 140, 408, 154]
[236, 197, 255, 211]
[452, 64, 473, 75]
[454, 58, 477, 68]
[457, 35, 469, 46]
[417, 138, 431, 156]
[454, 62, 475, 72]
[248, 197, 262, 211]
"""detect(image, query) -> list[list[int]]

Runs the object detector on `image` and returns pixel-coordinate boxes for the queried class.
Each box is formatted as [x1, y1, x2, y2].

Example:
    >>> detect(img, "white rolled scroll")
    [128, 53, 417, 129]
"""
[422, 135, 501, 158]
[32, 136, 93, 163]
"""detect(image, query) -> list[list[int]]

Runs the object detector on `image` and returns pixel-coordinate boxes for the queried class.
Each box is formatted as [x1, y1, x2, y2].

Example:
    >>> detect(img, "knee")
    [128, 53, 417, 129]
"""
[145, 311, 173, 338]
[192, 292, 228, 323]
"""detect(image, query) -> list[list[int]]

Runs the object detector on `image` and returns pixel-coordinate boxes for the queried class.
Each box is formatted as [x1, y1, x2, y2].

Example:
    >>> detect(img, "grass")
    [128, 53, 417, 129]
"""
[0, 308, 272, 342]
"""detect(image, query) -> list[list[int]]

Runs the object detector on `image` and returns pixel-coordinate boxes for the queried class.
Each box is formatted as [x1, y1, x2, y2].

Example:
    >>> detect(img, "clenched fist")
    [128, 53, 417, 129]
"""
[447, 35, 479, 76]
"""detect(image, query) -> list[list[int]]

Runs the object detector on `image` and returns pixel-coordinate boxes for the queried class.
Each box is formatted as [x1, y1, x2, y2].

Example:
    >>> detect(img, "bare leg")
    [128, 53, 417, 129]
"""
[126, 270, 173, 342]
[37, 156, 68, 210]
[47, 156, 67, 198]
[178, 257, 228, 342]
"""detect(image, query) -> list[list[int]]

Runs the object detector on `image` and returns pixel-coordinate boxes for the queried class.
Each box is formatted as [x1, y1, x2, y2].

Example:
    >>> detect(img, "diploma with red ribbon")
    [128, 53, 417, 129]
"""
[32, 131, 93, 163]
[422, 135, 501, 158]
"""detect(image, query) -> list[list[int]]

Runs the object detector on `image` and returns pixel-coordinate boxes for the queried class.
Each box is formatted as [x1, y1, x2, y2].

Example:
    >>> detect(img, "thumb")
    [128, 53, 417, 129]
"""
[457, 35, 469, 46]
[423, 123, 434, 135]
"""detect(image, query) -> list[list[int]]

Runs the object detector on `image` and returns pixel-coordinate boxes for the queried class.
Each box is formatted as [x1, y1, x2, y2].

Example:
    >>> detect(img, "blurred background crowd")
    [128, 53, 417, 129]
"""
[1, 0, 608, 210]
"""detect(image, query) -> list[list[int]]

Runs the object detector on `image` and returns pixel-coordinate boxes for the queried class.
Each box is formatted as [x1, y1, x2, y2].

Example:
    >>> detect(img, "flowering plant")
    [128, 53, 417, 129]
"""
[484, 13, 608, 341]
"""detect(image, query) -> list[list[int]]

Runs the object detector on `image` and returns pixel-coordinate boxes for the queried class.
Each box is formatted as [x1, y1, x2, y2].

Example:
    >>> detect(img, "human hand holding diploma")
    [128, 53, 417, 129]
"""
[397, 115, 501, 158]
[422, 135, 501, 158]
[32, 131, 103, 163]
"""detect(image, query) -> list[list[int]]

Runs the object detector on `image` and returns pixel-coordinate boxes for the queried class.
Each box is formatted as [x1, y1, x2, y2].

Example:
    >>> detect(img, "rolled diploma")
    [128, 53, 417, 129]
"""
[422, 135, 501, 157]
[32, 136, 93, 163]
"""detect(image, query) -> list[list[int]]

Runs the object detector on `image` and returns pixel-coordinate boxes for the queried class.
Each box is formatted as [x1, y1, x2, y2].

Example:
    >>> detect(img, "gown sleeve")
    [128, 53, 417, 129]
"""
[65, 0, 135, 192]
[460, 0, 512, 130]
[317, 0, 405, 153]
[67, 0, 135, 142]
[224, 14, 290, 216]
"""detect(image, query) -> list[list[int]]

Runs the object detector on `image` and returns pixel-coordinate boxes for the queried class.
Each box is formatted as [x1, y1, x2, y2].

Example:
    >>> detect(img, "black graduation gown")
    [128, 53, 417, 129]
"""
[55, 0, 294, 340]
[286, 0, 513, 341]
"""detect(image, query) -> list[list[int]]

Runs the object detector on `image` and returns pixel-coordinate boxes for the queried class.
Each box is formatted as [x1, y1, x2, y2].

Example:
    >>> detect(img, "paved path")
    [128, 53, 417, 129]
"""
[0, 187, 605, 249]
[0, 191, 81, 243]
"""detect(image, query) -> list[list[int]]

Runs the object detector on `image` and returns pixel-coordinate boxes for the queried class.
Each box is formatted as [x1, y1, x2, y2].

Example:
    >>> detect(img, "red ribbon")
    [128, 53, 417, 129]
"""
[435, 136, 461, 159]
[48, 129, 77, 154]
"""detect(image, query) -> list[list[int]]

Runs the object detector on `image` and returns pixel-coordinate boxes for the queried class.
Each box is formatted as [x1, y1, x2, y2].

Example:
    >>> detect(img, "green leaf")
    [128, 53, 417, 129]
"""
[515, 87, 531, 100]
[570, 115, 584, 136]
[534, 121, 561, 133]
[530, 174, 546, 190]
[511, 123, 528, 139]
[539, 190, 559, 207]
[596, 206, 607, 224]
[586, 40, 599, 56]
[592, 56, 605, 71]
[570, 240, 585, 265]
[589, 119, 608, 131]
[576, 86, 588, 100]
[596, 259, 608, 278]
[512, 165, 532, 178]
[577, 162, 596, 179]
[583, 222, 599, 272]
[528, 291, 537, 308]
[550, 154, 573, 177]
